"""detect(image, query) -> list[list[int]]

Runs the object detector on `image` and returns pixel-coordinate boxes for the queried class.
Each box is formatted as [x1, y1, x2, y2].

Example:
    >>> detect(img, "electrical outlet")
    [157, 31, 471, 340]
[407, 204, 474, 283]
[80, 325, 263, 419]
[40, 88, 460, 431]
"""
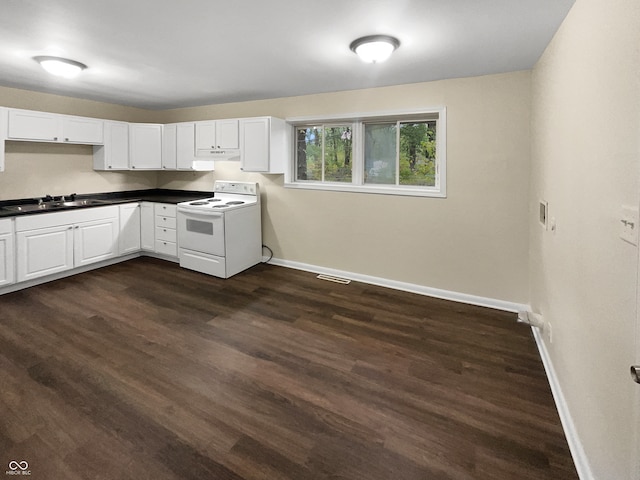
[547, 322, 553, 344]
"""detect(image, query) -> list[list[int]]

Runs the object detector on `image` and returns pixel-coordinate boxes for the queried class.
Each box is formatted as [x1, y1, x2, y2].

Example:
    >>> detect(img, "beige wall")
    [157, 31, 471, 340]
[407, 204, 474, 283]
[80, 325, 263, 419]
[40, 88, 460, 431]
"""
[0, 85, 160, 199]
[158, 72, 532, 304]
[530, 0, 640, 478]
[0, 73, 532, 304]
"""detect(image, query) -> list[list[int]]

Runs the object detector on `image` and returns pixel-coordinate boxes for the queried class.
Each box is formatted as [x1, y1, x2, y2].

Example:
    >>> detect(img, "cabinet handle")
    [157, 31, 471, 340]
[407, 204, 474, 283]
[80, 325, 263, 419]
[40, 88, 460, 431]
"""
[65, 138, 69, 142]
[67, 226, 72, 230]
[132, 166, 136, 169]
[53, 137, 58, 141]
[108, 166, 112, 169]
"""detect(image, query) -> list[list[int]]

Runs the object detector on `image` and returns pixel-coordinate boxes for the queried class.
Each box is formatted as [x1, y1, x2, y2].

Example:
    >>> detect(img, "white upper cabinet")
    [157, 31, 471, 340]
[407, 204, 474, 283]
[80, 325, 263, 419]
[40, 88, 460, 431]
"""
[216, 119, 239, 149]
[162, 123, 177, 170]
[7, 108, 103, 145]
[8, 109, 59, 141]
[163, 122, 214, 171]
[0, 107, 6, 173]
[93, 121, 129, 170]
[195, 119, 239, 155]
[61, 116, 104, 144]
[176, 122, 199, 169]
[240, 116, 290, 173]
[129, 123, 162, 170]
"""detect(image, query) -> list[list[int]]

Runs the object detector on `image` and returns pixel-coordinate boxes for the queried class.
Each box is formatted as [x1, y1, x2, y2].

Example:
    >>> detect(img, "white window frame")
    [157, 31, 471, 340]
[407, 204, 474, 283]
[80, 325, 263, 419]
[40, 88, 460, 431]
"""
[285, 107, 446, 198]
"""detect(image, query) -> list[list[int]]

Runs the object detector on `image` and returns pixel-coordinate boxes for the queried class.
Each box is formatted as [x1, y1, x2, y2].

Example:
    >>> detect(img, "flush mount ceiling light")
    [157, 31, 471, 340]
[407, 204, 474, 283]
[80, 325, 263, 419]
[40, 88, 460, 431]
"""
[33, 56, 87, 79]
[349, 35, 400, 64]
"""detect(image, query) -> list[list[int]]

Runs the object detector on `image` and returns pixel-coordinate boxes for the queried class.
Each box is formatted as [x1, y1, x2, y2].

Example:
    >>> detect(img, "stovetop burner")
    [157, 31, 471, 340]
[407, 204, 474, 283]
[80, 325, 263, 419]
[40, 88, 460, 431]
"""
[226, 201, 245, 205]
[207, 198, 221, 202]
[189, 201, 209, 205]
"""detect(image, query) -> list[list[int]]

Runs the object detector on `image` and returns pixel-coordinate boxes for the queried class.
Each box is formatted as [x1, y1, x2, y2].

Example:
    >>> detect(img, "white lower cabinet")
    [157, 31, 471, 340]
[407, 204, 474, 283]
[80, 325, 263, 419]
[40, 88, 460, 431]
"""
[16, 224, 74, 282]
[74, 217, 119, 267]
[154, 203, 177, 258]
[140, 202, 155, 251]
[0, 218, 15, 286]
[119, 203, 141, 255]
[15, 206, 119, 283]
[140, 202, 177, 258]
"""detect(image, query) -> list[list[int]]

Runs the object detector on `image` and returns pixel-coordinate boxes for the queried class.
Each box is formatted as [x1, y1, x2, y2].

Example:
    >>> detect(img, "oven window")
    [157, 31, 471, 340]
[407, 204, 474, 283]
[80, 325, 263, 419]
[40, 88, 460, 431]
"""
[186, 219, 214, 235]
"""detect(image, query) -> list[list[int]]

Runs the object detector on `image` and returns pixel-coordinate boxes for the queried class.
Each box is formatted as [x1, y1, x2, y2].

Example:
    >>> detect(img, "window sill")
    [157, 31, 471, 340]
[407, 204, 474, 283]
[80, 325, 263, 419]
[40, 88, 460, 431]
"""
[284, 181, 446, 198]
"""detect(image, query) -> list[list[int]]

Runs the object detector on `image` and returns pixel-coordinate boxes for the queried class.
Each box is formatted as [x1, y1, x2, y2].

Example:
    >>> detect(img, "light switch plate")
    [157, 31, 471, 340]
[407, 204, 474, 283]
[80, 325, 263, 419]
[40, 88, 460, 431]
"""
[620, 205, 639, 246]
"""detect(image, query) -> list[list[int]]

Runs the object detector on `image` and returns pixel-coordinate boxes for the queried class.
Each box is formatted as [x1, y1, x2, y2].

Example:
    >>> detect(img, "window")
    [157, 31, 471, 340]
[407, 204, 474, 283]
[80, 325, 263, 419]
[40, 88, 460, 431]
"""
[296, 125, 353, 183]
[287, 108, 445, 197]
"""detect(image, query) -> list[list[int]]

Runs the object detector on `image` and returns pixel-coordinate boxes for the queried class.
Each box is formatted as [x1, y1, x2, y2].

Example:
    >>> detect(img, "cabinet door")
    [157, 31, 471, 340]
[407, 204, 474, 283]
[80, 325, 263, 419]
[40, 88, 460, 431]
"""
[16, 225, 74, 282]
[74, 217, 119, 267]
[119, 204, 141, 255]
[240, 117, 270, 172]
[130, 124, 162, 170]
[140, 202, 155, 251]
[176, 123, 197, 170]
[0, 232, 14, 287]
[7, 109, 60, 142]
[216, 119, 239, 149]
[62, 116, 104, 144]
[162, 124, 177, 170]
[195, 121, 216, 150]
[94, 121, 129, 170]
[0, 107, 6, 172]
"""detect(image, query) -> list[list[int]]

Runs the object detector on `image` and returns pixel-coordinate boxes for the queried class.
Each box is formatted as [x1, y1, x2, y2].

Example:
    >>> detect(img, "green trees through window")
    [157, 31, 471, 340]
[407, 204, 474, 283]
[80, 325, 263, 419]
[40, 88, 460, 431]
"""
[296, 125, 352, 182]
[292, 109, 444, 197]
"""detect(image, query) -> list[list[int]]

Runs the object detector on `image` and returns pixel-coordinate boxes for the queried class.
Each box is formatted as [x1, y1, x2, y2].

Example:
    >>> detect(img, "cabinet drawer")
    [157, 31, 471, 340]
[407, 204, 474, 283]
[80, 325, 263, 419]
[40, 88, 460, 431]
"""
[156, 215, 177, 229]
[155, 226, 176, 242]
[154, 203, 176, 217]
[155, 240, 177, 257]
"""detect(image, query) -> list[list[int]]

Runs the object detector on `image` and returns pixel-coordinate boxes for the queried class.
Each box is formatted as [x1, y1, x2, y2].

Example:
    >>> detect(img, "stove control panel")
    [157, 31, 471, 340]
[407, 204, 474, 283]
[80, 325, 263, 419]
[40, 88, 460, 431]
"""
[214, 181, 258, 196]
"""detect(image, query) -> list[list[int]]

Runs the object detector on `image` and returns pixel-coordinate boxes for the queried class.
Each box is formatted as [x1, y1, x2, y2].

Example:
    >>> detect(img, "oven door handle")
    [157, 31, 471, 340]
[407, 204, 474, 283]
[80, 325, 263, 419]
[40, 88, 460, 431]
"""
[177, 208, 224, 218]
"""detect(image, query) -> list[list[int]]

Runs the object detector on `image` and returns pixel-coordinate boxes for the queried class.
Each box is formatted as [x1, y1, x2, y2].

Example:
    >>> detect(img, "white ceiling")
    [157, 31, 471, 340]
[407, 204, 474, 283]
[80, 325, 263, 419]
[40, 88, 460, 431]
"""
[0, 0, 575, 110]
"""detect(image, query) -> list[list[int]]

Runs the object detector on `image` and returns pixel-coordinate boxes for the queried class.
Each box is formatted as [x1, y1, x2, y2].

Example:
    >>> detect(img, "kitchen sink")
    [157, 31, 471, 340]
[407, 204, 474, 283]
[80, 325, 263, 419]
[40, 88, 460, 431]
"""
[2, 198, 112, 213]
[61, 199, 112, 207]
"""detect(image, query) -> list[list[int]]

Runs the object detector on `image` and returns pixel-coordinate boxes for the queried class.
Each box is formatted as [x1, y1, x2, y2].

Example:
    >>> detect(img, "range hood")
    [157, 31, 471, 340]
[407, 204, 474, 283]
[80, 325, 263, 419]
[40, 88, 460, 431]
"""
[195, 147, 240, 159]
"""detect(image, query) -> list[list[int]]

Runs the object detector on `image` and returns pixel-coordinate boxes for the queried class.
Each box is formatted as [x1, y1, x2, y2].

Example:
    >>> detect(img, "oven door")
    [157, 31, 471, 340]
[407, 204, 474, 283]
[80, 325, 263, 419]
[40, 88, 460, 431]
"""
[177, 208, 225, 257]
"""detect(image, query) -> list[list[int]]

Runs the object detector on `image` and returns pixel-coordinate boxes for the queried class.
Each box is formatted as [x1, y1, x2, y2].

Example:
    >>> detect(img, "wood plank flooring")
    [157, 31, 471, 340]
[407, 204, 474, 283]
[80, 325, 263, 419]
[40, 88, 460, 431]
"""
[0, 257, 578, 479]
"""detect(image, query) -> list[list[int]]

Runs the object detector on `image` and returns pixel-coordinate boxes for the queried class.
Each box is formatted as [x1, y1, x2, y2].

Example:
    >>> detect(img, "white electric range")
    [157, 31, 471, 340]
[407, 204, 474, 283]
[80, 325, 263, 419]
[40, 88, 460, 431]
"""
[177, 181, 262, 278]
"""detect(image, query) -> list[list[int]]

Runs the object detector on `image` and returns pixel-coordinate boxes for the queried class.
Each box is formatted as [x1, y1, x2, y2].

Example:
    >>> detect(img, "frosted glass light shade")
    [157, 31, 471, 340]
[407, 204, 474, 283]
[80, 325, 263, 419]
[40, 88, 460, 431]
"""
[350, 35, 400, 63]
[34, 56, 87, 78]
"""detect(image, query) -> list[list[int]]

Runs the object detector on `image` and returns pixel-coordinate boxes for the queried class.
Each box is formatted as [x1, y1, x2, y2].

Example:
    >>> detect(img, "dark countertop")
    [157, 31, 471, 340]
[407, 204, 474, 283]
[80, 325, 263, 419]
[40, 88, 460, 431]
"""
[0, 189, 213, 218]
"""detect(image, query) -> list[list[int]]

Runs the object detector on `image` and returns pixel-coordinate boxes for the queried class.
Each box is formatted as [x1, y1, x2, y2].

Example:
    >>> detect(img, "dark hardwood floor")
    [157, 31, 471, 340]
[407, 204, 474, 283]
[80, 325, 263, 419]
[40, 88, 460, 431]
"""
[0, 257, 577, 479]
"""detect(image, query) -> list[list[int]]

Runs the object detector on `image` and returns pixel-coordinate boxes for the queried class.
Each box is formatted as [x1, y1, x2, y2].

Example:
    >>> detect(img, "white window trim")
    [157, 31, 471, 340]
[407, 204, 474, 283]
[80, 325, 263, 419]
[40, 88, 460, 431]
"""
[285, 107, 447, 198]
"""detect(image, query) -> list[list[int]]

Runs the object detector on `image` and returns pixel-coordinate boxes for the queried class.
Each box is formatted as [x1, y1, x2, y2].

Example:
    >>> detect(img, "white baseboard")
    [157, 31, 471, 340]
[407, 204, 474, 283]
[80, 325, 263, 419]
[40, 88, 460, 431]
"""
[265, 257, 528, 313]
[531, 327, 594, 480]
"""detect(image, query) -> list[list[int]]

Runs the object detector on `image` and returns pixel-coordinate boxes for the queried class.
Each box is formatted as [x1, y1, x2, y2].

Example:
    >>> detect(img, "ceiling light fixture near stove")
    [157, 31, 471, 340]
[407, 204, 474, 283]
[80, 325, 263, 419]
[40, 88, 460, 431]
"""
[33, 56, 87, 79]
[350, 35, 400, 63]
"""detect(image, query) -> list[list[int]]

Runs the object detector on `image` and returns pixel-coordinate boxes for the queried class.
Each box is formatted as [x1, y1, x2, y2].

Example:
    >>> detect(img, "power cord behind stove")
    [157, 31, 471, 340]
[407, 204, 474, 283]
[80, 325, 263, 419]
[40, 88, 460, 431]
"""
[262, 245, 273, 263]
